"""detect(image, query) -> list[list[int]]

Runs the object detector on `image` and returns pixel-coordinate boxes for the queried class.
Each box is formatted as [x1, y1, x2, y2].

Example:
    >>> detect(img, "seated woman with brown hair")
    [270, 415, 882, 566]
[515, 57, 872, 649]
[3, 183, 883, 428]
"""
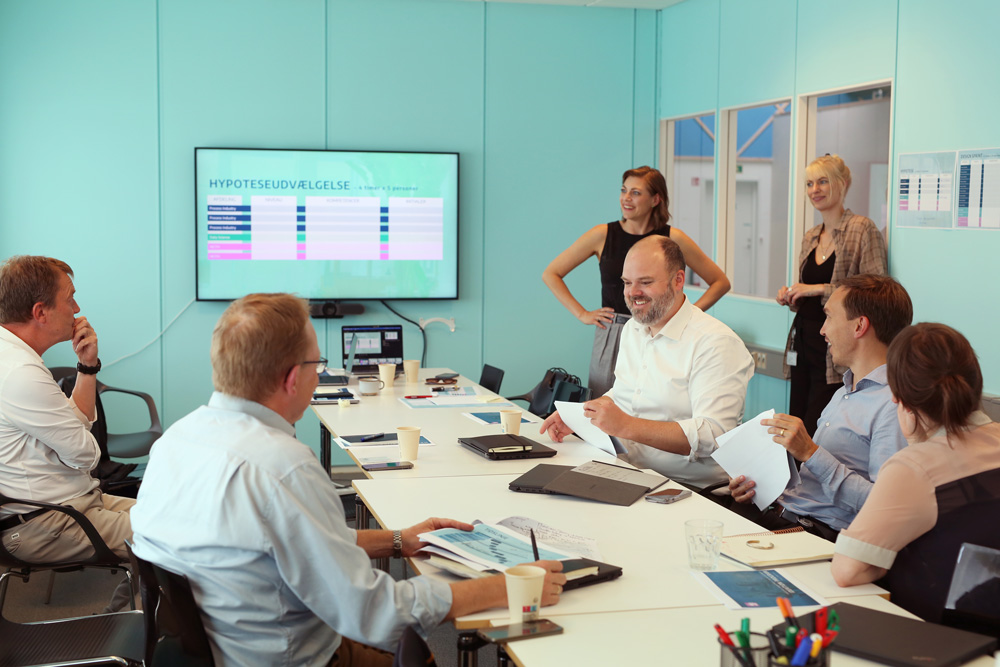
[831, 323, 1000, 621]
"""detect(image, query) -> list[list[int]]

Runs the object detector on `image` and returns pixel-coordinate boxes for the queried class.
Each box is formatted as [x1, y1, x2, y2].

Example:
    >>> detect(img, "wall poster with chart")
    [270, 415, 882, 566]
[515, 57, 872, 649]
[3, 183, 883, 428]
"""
[896, 147, 1000, 230]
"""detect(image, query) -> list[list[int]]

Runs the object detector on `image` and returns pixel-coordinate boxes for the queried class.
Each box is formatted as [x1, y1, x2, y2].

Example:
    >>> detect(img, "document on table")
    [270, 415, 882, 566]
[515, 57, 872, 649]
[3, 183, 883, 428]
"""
[418, 523, 574, 572]
[400, 395, 514, 408]
[710, 409, 801, 510]
[552, 400, 617, 456]
[693, 568, 829, 610]
[333, 435, 434, 448]
[480, 516, 602, 561]
[463, 411, 533, 426]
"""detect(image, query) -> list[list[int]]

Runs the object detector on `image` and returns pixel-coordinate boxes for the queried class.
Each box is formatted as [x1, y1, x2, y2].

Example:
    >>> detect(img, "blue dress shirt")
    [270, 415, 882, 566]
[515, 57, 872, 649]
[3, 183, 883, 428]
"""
[131, 392, 452, 666]
[779, 365, 908, 531]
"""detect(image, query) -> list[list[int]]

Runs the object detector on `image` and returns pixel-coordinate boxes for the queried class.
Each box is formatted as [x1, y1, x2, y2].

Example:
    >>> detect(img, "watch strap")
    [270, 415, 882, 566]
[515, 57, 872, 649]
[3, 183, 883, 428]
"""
[392, 529, 403, 559]
[76, 358, 102, 375]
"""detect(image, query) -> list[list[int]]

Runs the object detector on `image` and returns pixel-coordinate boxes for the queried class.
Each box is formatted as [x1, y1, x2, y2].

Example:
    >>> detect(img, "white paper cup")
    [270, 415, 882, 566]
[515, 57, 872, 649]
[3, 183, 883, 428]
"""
[504, 565, 546, 623]
[358, 377, 383, 396]
[685, 519, 723, 571]
[499, 409, 522, 435]
[403, 359, 420, 384]
[397, 426, 420, 461]
[378, 363, 396, 388]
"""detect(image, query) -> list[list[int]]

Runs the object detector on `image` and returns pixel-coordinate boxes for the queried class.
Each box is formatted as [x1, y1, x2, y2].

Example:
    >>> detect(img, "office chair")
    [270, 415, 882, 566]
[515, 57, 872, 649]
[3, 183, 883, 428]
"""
[0, 607, 144, 666]
[392, 625, 437, 667]
[942, 543, 1000, 638]
[50, 367, 163, 460]
[478, 364, 505, 394]
[127, 542, 214, 667]
[881, 483, 1000, 623]
[0, 493, 135, 614]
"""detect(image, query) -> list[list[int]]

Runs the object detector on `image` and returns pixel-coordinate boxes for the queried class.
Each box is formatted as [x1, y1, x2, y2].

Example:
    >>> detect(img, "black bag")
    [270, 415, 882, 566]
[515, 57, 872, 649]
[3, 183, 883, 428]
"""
[527, 367, 589, 418]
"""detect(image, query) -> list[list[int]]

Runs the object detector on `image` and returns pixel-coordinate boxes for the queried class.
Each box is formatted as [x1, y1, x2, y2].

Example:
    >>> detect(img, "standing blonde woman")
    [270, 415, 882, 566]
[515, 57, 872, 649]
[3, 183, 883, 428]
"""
[543, 166, 730, 397]
[779, 155, 887, 436]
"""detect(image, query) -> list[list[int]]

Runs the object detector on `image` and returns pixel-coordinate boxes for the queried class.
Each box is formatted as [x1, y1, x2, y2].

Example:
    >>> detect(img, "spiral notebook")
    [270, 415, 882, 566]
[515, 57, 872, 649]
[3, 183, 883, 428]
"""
[720, 526, 834, 569]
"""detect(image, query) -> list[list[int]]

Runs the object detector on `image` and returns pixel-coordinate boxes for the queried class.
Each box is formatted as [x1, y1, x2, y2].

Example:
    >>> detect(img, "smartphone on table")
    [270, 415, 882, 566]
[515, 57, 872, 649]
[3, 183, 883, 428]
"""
[361, 461, 414, 471]
[476, 619, 564, 644]
[644, 488, 692, 504]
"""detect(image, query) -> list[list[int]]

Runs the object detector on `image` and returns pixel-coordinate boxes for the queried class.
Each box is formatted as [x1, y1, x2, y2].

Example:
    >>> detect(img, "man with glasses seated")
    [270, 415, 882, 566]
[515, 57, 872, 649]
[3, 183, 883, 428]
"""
[131, 293, 566, 667]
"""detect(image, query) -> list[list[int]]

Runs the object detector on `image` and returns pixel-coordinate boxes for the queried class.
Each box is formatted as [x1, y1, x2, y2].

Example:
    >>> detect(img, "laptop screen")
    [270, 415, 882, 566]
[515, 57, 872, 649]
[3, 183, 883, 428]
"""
[341, 325, 404, 373]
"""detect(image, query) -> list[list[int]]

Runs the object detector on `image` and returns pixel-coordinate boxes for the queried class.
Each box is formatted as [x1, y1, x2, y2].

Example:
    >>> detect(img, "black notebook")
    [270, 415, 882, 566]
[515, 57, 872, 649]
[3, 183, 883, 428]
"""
[562, 557, 623, 591]
[458, 434, 557, 461]
[508, 464, 575, 494]
[771, 602, 996, 667]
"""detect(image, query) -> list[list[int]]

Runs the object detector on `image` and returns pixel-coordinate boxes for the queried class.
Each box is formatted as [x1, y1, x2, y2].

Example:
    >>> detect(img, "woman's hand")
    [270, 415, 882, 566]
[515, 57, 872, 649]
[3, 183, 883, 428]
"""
[784, 283, 824, 305]
[578, 307, 615, 329]
[776, 285, 791, 306]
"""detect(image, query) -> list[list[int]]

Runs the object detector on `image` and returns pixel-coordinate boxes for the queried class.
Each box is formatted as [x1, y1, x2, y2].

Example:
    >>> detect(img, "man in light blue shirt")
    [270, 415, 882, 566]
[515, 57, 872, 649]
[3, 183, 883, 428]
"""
[729, 275, 913, 540]
[131, 293, 566, 667]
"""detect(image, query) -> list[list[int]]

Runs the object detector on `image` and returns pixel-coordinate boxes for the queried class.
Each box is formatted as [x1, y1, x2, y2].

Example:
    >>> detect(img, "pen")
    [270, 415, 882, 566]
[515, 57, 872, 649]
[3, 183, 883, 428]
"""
[714, 624, 735, 647]
[766, 629, 783, 657]
[530, 529, 540, 561]
[809, 633, 823, 659]
[360, 433, 384, 442]
[815, 606, 828, 635]
[405, 395, 433, 399]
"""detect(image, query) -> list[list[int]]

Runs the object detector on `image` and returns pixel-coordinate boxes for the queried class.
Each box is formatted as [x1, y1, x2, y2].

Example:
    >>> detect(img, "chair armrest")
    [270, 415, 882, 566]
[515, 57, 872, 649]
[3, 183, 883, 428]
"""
[98, 384, 162, 433]
[0, 496, 120, 567]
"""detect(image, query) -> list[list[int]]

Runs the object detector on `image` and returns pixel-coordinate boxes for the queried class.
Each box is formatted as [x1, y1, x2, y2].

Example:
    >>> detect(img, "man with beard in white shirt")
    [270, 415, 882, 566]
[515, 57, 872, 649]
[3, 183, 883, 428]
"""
[541, 236, 753, 489]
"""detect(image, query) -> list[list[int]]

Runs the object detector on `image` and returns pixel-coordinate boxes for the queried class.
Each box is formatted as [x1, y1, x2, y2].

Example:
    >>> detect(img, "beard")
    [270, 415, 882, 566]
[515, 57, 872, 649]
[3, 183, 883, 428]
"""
[628, 288, 676, 325]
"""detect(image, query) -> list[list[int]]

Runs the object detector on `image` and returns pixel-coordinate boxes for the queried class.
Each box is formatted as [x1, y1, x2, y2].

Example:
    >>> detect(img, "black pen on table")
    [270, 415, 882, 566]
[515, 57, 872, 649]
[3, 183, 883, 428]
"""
[530, 529, 540, 561]
[360, 432, 385, 442]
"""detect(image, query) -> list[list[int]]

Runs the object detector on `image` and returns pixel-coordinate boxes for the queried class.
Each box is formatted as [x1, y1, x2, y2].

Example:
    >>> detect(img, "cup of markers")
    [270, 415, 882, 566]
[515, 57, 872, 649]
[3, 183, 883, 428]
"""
[766, 598, 837, 666]
[715, 622, 772, 667]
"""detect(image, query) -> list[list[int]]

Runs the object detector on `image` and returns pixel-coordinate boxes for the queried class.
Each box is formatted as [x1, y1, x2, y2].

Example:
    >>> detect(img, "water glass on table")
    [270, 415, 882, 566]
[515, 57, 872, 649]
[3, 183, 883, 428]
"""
[685, 519, 723, 571]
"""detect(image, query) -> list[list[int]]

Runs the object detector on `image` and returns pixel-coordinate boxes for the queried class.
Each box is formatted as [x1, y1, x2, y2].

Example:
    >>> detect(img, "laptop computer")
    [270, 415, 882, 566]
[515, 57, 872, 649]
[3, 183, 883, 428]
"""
[341, 325, 404, 375]
[318, 334, 358, 386]
[458, 434, 557, 461]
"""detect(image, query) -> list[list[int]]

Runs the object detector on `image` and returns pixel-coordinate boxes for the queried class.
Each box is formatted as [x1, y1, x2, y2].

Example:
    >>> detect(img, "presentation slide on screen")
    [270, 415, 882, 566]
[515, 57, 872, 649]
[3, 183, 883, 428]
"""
[196, 149, 459, 300]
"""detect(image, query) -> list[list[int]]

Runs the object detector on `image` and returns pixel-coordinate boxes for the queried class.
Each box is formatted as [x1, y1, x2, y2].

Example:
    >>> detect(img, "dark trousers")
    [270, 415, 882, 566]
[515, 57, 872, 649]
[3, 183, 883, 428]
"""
[729, 501, 840, 543]
[788, 358, 841, 438]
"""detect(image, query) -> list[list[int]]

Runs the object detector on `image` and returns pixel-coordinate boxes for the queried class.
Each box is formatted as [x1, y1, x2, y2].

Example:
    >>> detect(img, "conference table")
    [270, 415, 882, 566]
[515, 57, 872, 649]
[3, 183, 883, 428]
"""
[312, 370, 994, 667]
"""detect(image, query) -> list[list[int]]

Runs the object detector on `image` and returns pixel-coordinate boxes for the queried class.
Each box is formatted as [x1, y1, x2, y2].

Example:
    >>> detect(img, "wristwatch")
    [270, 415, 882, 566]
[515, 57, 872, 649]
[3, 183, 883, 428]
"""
[76, 358, 101, 375]
[392, 530, 403, 559]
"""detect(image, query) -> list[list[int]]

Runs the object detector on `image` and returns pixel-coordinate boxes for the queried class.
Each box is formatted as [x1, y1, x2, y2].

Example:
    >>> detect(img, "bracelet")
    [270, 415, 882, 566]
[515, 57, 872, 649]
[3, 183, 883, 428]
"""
[76, 358, 101, 375]
[392, 530, 403, 559]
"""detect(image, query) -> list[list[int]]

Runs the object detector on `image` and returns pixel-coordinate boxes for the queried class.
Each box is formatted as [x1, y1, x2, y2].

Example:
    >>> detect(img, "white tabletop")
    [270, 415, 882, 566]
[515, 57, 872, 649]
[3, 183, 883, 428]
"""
[499, 596, 995, 667]
[313, 368, 619, 479]
[353, 473, 886, 629]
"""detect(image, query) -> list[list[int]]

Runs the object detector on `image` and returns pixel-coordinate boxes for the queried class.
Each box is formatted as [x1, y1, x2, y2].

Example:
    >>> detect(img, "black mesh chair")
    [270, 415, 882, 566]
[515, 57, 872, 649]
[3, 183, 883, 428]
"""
[507, 368, 588, 418]
[0, 608, 144, 666]
[0, 493, 135, 614]
[478, 364, 505, 394]
[127, 543, 214, 667]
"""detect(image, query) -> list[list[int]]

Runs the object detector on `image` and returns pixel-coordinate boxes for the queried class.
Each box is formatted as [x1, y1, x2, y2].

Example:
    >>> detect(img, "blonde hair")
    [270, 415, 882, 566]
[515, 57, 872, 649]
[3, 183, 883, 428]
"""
[211, 293, 311, 402]
[0, 255, 74, 325]
[805, 154, 852, 204]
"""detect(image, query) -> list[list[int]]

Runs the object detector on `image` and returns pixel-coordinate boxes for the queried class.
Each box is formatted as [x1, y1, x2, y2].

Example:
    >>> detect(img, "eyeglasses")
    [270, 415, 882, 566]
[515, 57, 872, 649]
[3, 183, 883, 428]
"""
[424, 376, 457, 385]
[300, 358, 329, 374]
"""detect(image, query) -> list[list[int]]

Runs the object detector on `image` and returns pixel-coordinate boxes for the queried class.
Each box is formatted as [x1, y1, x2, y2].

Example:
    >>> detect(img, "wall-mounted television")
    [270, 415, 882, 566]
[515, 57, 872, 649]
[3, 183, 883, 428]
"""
[194, 147, 459, 301]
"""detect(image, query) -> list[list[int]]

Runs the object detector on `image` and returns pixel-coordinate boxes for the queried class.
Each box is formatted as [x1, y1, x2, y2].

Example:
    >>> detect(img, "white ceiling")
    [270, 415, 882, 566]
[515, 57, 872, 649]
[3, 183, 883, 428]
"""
[444, 0, 688, 9]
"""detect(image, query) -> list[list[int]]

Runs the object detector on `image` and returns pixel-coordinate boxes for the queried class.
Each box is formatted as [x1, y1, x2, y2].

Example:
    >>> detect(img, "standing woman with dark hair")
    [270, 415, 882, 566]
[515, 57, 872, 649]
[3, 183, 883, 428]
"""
[543, 166, 730, 397]
[831, 323, 1000, 620]
[778, 155, 887, 436]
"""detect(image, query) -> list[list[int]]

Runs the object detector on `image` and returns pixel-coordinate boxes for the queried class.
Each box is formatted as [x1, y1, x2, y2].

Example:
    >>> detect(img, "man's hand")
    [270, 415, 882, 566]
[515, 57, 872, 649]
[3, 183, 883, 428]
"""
[72, 317, 99, 366]
[728, 475, 756, 504]
[523, 560, 567, 607]
[761, 413, 818, 462]
[582, 396, 628, 435]
[401, 517, 474, 558]
[540, 411, 573, 442]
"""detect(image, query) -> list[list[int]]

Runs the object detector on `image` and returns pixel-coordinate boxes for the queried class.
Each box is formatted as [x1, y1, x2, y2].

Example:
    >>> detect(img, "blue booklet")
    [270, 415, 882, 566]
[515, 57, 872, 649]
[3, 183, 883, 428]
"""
[701, 570, 823, 609]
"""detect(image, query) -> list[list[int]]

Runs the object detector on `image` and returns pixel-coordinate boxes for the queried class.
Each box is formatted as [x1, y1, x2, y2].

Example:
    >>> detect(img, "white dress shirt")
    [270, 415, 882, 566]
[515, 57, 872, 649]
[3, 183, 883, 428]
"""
[0, 326, 100, 513]
[131, 392, 453, 667]
[608, 296, 754, 488]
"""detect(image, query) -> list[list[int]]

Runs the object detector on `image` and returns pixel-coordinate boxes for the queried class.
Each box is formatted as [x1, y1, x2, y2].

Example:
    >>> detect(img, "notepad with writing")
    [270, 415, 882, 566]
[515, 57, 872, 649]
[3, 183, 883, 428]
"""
[720, 526, 834, 568]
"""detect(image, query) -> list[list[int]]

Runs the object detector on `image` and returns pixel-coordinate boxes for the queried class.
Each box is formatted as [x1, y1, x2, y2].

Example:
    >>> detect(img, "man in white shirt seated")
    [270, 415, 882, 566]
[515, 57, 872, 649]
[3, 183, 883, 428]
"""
[0, 255, 134, 611]
[130, 293, 566, 667]
[541, 236, 754, 489]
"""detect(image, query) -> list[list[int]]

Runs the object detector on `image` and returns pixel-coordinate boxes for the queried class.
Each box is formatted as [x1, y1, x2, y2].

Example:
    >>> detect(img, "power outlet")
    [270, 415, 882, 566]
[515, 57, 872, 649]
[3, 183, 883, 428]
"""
[751, 351, 767, 371]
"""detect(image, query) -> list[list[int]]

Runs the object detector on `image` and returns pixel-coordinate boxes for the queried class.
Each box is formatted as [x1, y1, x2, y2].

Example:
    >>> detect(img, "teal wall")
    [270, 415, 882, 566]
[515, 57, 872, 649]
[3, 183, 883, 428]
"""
[661, 0, 1000, 410]
[3, 0, 999, 463]
[0, 0, 656, 463]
